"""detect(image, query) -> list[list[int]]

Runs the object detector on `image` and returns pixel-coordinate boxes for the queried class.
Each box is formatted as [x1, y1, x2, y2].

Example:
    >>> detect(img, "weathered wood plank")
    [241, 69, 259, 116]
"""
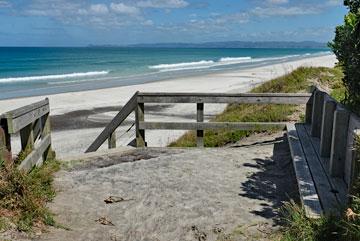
[139, 121, 287, 130]
[311, 91, 325, 138]
[139, 92, 311, 97]
[0, 119, 12, 161]
[20, 123, 34, 152]
[330, 108, 350, 178]
[320, 99, 337, 158]
[137, 92, 311, 104]
[345, 115, 360, 187]
[305, 94, 314, 124]
[41, 113, 55, 164]
[286, 123, 322, 218]
[197, 103, 204, 148]
[0, 126, 11, 164]
[304, 125, 348, 207]
[350, 129, 360, 195]
[4, 99, 49, 119]
[86, 92, 138, 153]
[32, 119, 42, 142]
[136, 102, 145, 148]
[108, 132, 116, 149]
[18, 134, 51, 172]
[296, 124, 339, 214]
[6, 102, 50, 134]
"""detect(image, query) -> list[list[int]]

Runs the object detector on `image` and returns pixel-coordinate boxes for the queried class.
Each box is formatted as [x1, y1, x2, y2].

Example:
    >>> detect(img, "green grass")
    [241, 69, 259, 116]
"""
[0, 159, 60, 232]
[280, 193, 360, 241]
[170, 66, 345, 147]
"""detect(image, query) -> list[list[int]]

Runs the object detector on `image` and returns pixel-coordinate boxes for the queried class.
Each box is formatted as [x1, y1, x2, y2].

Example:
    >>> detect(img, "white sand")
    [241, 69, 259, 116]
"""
[0, 55, 337, 158]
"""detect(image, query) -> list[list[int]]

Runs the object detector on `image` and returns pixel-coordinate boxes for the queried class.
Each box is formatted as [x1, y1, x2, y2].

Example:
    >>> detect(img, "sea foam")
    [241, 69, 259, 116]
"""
[0, 71, 109, 83]
[149, 60, 215, 71]
[148, 58, 255, 72]
[148, 54, 314, 72]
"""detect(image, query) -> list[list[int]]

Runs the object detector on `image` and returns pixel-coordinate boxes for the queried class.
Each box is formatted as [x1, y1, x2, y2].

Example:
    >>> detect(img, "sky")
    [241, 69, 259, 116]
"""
[0, 0, 349, 47]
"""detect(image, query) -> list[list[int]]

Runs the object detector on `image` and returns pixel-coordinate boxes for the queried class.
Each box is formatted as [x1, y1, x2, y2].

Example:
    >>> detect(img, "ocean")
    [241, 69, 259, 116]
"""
[0, 47, 331, 100]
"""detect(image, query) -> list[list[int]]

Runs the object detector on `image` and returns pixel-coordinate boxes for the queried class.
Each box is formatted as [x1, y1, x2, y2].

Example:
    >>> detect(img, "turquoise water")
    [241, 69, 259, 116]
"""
[0, 47, 330, 99]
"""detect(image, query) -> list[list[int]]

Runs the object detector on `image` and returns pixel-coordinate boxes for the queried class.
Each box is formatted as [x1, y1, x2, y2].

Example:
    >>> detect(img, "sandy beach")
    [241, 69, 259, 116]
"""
[0, 54, 337, 159]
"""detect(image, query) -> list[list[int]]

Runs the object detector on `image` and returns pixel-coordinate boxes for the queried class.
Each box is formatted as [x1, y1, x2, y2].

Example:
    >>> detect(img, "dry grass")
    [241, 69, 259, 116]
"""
[170, 66, 344, 147]
[0, 158, 60, 232]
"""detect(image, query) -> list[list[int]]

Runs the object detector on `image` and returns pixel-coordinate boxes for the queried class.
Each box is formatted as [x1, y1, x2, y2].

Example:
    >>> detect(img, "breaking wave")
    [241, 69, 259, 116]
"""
[0, 71, 109, 83]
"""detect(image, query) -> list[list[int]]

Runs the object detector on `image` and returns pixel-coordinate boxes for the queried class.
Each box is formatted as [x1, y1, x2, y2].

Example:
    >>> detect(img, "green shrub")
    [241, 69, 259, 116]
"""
[329, 0, 360, 114]
[0, 160, 60, 232]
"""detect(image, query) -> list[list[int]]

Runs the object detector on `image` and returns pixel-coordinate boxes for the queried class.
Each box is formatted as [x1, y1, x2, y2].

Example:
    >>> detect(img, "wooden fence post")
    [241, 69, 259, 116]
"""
[41, 112, 55, 163]
[311, 91, 325, 138]
[197, 103, 204, 148]
[108, 132, 116, 149]
[329, 108, 350, 177]
[350, 129, 360, 195]
[20, 123, 34, 153]
[136, 102, 145, 147]
[320, 99, 337, 158]
[0, 125, 11, 165]
[305, 88, 316, 124]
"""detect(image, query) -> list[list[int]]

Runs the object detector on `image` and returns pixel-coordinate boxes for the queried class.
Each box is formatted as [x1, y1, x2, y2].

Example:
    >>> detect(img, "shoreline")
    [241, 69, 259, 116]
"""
[0, 54, 337, 158]
[0, 50, 330, 100]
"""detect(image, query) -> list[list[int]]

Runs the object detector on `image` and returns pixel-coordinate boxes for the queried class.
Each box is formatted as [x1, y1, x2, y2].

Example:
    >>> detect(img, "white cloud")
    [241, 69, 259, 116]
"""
[89, 4, 109, 15]
[252, 6, 321, 17]
[110, 3, 140, 15]
[214, 12, 250, 25]
[0, 0, 10, 8]
[23, 1, 143, 29]
[326, 0, 342, 6]
[137, 0, 189, 9]
[266, 0, 288, 4]
[143, 19, 154, 26]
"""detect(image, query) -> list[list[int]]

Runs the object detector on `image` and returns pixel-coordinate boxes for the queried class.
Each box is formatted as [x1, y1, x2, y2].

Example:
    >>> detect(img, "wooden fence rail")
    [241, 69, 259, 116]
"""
[86, 92, 312, 152]
[0, 99, 55, 172]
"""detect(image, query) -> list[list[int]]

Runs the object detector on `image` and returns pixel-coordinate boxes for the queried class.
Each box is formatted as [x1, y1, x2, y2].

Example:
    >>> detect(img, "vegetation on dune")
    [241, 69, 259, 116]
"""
[329, 0, 360, 114]
[169, 66, 344, 148]
[0, 158, 60, 232]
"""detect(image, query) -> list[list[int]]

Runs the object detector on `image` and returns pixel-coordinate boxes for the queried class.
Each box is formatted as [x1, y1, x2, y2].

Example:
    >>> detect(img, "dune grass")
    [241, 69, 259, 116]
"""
[169, 66, 344, 147]
[0, 158, 60, 232]
[279, 135, 360, 241]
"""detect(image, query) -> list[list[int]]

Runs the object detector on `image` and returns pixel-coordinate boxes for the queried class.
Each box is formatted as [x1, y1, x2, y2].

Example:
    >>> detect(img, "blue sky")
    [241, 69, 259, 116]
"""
[0, 0, 348, 46]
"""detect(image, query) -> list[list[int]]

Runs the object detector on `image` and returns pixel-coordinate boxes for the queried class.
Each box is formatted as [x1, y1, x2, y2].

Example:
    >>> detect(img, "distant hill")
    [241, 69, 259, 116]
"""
[126, 41, 327, 49]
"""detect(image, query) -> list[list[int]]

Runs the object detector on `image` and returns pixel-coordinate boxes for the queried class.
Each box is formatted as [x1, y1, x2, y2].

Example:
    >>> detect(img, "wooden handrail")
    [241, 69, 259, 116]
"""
[2, 98, 50, 134]
[88, 91, 312, 151]
[85, 92, 139, 153]
[0, 98, 54, 172]
[137, 92, 311, 104]
[139, 121, 287, 130]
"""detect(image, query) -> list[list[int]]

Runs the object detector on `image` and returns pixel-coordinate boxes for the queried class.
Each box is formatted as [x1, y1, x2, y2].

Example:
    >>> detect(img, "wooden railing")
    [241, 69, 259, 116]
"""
[86, 92, 312, 152]
[0, 99, 55, 172]
[305, 89, 360, 189]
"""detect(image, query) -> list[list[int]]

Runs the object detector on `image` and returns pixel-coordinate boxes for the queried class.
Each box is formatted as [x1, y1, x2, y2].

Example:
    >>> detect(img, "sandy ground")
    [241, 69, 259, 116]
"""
[0, 132, 298, 241]
[0, 55, 337, 158]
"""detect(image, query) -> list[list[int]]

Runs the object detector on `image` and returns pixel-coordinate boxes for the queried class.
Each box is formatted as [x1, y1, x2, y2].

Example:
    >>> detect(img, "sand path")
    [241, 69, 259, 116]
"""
[28, 132, 298, 241]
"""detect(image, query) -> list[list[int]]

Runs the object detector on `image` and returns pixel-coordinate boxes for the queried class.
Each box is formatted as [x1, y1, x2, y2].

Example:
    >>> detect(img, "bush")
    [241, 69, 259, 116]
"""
[0, 160, 60, 232]
[329, 0, 360, 113]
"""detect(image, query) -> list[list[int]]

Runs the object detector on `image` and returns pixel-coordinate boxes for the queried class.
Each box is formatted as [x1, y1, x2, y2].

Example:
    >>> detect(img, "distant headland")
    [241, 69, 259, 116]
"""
[88, 41, 328, 49]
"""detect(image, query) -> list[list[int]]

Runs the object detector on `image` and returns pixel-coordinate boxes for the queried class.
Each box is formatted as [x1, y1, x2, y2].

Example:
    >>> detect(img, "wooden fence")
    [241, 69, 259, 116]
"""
[86, 92, 312, 152]
[305, 89, 360, 190]
[0, 99, 55, 172]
